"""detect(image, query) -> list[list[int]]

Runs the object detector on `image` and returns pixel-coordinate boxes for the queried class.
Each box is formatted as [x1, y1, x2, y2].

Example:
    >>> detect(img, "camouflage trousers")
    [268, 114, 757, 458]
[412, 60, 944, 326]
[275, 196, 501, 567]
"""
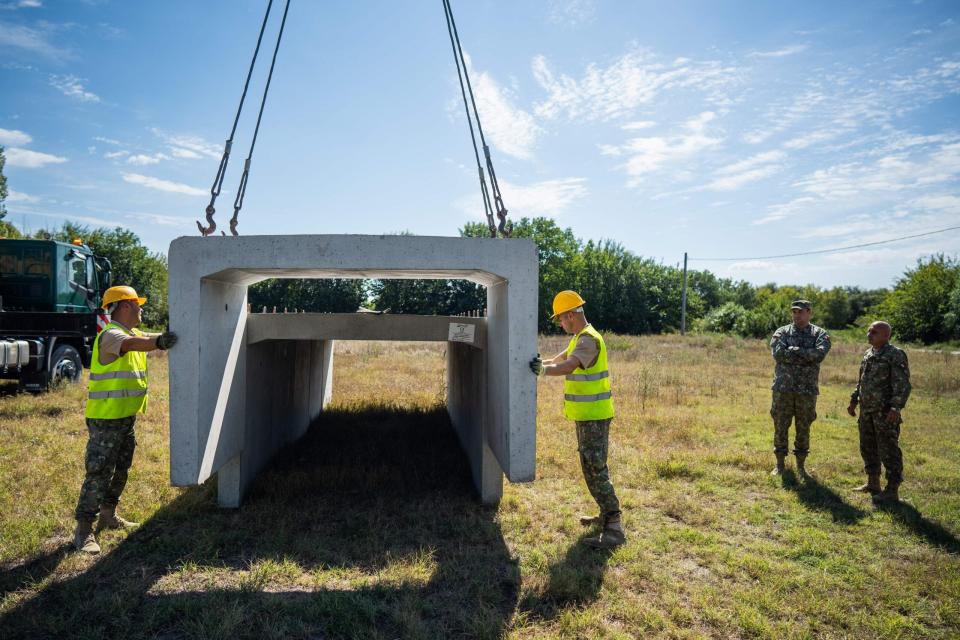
[575, 419, 621, 520]
[859, 411, 903, 485]
[75, 416, 137, 523]
[770, 392, 817, 456]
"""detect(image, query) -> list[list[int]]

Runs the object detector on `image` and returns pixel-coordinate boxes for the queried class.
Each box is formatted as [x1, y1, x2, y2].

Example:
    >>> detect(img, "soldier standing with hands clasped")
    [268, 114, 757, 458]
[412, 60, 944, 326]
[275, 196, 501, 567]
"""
[768, 300, 831, 477]
[848, 321, 911, 504]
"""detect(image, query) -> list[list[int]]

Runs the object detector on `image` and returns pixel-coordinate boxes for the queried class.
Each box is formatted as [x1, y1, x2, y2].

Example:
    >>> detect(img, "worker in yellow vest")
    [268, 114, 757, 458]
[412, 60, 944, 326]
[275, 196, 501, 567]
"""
[72, 286, 177, 554]
[530, 290, 625, 549]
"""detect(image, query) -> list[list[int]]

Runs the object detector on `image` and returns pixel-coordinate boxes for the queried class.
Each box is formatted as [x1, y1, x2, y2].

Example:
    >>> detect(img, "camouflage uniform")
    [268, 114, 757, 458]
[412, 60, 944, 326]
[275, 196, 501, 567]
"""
[575, 419, 620, 519]
[769, 323, 831, 455]
[74, 416, 137, 523]
[851, 344, 911, 485]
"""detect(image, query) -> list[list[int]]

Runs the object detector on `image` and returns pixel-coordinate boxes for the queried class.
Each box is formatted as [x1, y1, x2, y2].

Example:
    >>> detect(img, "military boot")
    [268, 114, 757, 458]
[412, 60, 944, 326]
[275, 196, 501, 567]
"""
[872, 482, 900, 504]
[98, 504, 139, 531]
[73, 520, 100, 554]
[579, 513, 602, 526]
[583, 516, 626, 549]
[795, 455, 811, 479]
[770, 454, 786, 476]
[852, 474, 881, 494]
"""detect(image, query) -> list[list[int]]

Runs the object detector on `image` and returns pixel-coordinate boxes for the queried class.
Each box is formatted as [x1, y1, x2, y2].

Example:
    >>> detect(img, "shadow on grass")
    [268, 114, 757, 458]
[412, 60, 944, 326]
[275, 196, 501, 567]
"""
[0, 403, 520, 639]
[0, 542, 72, 600]
[875, 500, 960, 555]
[518, 532, 613, 621]
[781, 470, 868, 524]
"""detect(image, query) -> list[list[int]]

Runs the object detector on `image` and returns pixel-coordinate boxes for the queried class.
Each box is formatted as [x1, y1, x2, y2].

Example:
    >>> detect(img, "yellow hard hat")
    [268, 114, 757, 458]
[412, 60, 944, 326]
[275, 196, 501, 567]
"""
[551, 290, 586, 318]
[101, 285, 147, 309]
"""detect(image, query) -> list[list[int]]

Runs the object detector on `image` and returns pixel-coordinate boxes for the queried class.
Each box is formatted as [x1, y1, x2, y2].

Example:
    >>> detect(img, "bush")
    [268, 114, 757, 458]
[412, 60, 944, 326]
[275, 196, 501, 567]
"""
[875, 255, 959, 344]
[702, 302, 749, 334]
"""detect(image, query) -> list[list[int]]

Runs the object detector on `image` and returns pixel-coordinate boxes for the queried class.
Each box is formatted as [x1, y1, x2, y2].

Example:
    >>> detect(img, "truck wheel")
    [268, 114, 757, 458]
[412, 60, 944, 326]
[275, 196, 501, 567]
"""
[49, 344, 83, 388]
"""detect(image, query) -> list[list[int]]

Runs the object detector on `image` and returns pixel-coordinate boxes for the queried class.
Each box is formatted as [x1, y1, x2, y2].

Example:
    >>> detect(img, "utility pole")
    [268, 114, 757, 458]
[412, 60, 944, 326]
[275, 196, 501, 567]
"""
[681, 252, 688, 336]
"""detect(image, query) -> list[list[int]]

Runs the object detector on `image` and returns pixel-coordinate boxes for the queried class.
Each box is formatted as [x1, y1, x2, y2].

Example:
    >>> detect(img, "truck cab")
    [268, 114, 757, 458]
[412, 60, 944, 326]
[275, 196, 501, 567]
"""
[0, 238, 112, 390]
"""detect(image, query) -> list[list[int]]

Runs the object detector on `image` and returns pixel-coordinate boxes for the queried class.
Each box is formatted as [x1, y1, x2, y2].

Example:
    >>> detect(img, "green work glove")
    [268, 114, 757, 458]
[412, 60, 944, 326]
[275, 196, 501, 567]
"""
[155, 331, 178, 351]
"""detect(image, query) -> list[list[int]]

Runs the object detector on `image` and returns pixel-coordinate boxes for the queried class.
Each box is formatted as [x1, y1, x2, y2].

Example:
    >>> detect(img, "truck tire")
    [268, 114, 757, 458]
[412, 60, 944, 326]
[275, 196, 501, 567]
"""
[49, 344, 83, 388]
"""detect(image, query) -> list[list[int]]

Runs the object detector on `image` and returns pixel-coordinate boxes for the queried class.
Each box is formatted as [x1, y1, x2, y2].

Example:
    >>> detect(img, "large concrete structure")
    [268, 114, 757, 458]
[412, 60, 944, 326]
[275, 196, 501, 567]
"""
[167, 235, 538, 506]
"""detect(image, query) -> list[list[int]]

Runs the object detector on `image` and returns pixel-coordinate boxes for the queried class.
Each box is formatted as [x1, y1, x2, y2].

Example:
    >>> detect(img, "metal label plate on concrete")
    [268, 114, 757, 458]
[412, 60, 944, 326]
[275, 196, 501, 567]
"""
[448, 322, 477, 345]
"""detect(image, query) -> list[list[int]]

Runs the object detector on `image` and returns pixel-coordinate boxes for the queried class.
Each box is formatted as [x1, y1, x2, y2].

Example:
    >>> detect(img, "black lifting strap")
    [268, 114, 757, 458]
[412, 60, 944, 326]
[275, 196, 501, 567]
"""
[199, 0, 291, 237]
[442, 0, 511, 238]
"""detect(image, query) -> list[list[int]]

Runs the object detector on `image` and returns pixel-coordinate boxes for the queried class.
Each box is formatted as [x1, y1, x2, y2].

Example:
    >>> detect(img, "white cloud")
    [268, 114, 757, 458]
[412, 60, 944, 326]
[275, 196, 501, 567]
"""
[462, 57, 542, 160]
[532, 48, 738, 122]
[704, 150, 786, 191]
[127, 152, 169, 166]
[121, 172, 206, 196]
[728, 260, 779, 272]
[0, 127, 31, 146]
[783, 129, 839, 150]
[6, 189, 38, 203]
[749, 44, 808, 58]
[93, 136, 121, 145]
[169, 147, 201, 159]
[753, 196, 817, 225]
[5, 147, 67, 168]
[622, 120, 656, 131]
[104, 150, 129, 159]
[152, 129, 222, 160]
[602, 111, 722, 184]
[548, 0, 596, 26]
[0, 22, 68, 59]
[49, 75, 100, 103]
[458, 177, 588, 217]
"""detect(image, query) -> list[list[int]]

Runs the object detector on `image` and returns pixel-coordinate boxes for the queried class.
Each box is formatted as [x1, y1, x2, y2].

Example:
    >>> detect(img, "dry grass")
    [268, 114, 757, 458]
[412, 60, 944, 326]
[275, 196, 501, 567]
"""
[0, 335, 958, 639]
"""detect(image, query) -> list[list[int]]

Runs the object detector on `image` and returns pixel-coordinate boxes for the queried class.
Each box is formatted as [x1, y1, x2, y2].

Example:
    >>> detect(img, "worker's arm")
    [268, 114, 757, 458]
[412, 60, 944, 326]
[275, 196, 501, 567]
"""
[119, 331, 177, 354]
[541, 355, 582, 376]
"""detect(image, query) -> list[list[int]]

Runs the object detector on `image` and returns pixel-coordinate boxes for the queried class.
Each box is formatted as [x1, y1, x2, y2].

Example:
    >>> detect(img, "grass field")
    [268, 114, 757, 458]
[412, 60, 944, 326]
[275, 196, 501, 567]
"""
[0, 334, 958, 639]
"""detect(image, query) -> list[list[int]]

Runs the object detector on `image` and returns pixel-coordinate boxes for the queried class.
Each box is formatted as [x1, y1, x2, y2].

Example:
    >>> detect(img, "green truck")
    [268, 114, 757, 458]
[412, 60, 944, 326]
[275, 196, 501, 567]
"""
[0, 238, 112, 391]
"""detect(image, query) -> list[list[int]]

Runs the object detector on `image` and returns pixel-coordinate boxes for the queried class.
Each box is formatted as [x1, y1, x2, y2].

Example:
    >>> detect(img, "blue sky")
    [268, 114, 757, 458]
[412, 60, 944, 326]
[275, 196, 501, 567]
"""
[1, 0, 958, 288]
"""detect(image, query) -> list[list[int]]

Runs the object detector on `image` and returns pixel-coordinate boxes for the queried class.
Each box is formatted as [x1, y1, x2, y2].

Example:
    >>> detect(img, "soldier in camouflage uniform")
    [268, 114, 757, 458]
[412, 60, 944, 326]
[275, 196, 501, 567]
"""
[847, 321, 911, 503]
[768, 300, 831, 477]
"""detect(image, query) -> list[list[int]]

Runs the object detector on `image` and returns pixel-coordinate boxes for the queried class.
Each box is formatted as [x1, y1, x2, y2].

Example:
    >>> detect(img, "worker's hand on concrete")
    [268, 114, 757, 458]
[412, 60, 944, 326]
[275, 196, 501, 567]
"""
[155, 331, 178, 350]
[529, 355, 544, 376]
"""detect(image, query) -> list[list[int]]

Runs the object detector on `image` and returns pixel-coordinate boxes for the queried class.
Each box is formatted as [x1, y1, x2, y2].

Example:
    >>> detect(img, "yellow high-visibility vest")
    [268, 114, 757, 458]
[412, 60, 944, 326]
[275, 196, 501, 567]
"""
[85, 322, 148, 419]
[563, 324, 614, 421]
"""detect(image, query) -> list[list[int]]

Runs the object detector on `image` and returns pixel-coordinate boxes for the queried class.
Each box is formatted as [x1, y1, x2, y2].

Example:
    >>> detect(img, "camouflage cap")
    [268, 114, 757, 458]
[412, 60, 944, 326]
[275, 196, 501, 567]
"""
[790, 299, 812, 310]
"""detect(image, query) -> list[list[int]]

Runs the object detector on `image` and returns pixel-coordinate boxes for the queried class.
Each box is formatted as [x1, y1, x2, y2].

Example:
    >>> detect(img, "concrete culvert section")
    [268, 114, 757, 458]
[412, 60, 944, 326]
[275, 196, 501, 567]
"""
[167, 235, 539, 507]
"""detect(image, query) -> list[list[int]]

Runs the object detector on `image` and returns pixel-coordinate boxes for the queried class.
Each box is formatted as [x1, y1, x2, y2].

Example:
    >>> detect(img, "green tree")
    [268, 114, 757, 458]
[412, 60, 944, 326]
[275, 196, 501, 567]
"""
[36, 223, 170, 327]
[0, 145, 20, 238]
[0, 145, 7, 222]
[944, 271, 960, 340]
[818, 287, 851, 329]
[249, 278, 366, 313]
[876, 254, 960, 344]
[463, 217, 581, 331]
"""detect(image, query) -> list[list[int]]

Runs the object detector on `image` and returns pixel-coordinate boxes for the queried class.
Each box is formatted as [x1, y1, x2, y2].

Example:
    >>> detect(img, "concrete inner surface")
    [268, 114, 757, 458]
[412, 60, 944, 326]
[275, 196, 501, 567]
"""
[167, 235, 538, 507]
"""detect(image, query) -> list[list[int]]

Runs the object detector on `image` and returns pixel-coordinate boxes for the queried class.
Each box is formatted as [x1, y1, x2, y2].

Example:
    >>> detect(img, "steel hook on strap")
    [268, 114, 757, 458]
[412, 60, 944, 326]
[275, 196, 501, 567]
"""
[196, 204, 217, 236]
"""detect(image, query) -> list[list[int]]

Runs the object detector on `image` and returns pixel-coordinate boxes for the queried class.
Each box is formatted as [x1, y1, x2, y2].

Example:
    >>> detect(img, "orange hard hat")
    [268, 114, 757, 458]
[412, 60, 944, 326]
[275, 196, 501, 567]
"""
[101, 285, 147, 309]
[551, 290, 586, 318]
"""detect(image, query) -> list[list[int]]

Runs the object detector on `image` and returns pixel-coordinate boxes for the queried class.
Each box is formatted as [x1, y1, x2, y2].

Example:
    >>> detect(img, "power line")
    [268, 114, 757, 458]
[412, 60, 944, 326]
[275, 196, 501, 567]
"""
[690, 224, 960, 262]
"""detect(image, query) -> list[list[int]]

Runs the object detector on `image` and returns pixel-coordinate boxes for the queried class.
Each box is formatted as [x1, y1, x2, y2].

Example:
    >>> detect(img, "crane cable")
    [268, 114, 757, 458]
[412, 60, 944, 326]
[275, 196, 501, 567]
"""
[198, 0, 290, 237]
[442, 0, 511, 238]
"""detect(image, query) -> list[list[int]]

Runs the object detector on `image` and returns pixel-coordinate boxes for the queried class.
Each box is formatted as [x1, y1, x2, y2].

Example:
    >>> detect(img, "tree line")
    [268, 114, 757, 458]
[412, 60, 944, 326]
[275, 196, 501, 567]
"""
[4, 215, 959, 345]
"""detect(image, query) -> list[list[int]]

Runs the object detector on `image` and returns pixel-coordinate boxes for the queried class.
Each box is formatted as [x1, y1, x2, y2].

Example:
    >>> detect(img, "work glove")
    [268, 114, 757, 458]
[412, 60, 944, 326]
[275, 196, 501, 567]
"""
[155, 331, 178, 351]
[529, 354, 544, 376]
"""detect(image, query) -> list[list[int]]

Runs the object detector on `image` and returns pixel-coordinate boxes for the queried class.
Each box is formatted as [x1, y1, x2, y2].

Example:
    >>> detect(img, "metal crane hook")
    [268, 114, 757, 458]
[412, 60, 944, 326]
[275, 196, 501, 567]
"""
[196, 204, 217, 236]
